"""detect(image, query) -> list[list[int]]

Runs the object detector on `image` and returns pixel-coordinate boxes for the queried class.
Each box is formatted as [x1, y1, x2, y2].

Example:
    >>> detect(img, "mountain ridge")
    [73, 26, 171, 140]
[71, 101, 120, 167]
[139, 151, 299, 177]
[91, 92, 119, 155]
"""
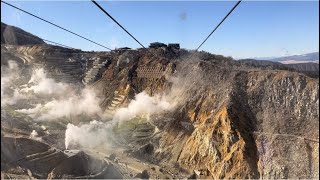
[1, 22, 45, 45]
[246, 52, 319, 64]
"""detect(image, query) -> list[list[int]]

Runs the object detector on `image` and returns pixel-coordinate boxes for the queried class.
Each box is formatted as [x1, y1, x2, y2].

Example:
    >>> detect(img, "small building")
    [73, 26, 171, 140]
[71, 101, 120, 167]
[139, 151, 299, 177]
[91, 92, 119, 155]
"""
[149, 42, 167, 48]
[113, 47, 132, 53]
[168, 43, 180, 50]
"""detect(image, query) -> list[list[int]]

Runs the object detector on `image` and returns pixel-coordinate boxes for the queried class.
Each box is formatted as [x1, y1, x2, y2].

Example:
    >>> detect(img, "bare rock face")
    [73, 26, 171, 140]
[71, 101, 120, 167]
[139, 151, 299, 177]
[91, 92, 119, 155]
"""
[134, 169, 150, 179]
[48, 151, 123, 179]
[158, 68, 318, 179]
[150, 62, 260, 179]
[1, 135, 123, 179]
[1, 136, 67, 178]
[243, 71, 319, 178]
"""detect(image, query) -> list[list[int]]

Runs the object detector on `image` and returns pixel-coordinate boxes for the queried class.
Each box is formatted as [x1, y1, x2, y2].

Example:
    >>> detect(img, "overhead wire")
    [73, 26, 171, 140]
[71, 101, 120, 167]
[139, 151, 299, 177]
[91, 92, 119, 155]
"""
[196, 0, 242, 51]
[2, 0, 242, 55]
[91, 0, 156, 57]
[2, 24, 75, 49]
[1, 0, 113, 51]
[42, 39, 74, 49]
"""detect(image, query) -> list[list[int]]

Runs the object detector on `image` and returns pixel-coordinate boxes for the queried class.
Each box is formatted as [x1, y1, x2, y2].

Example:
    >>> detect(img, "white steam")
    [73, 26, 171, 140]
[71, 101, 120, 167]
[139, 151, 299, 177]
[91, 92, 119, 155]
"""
[64, 91, 176, 149]
[1, 60, 27, 106]
[62, 64, 200, 150]
[3, 59, 196, 151]
[16, 88, 102, 121]
[0, 65, 104, 121]
[113, 91, 175, 123]
[20, 68, 69, 95]
[30, 130, 42, 141]
[1, 63, 70, 107]
[65, 120, 111, 149]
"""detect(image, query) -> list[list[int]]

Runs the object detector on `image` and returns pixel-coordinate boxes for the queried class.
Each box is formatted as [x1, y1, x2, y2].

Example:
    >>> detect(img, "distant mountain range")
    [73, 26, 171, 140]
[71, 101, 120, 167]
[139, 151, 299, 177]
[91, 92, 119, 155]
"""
[269, 52, 319, 64]
[251, 52, 319, 64]
[239, 52, 319, 78]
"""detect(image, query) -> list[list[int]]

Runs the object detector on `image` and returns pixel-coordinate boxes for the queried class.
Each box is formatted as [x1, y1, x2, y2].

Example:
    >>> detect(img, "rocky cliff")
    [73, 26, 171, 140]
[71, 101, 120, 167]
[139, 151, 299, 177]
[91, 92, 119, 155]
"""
[91, 50, 319, 179]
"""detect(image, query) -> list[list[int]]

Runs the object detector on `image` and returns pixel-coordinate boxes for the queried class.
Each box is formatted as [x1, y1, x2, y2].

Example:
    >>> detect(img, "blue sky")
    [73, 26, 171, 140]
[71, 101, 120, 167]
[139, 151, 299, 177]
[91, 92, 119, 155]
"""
[1, 0, 319, 59]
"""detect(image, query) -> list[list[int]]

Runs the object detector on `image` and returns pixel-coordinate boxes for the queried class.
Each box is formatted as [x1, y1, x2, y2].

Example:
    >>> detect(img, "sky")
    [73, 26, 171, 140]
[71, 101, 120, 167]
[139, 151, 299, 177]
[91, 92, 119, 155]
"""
[1, 0, 319, 59]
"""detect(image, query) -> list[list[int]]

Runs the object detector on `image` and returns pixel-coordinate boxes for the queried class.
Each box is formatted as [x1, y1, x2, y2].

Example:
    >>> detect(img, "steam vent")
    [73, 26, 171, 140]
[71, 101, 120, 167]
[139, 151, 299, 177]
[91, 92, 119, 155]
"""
[1, 6, 319, 179]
